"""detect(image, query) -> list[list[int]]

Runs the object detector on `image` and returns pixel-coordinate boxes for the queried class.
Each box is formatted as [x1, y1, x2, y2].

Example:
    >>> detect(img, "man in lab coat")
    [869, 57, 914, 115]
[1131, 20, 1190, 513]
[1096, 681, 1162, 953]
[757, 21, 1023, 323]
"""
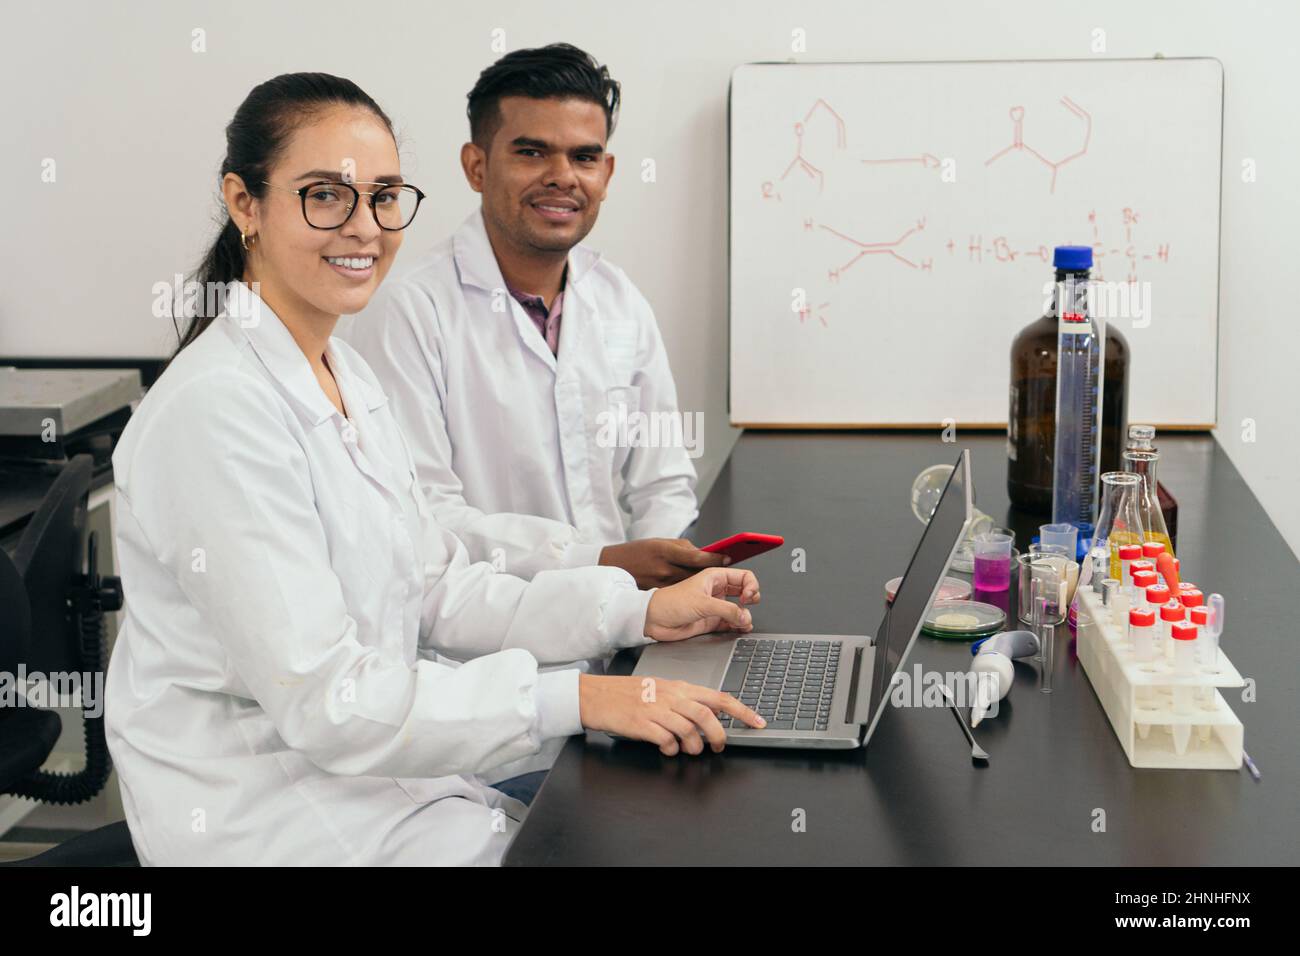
[344, 43, 722, 591]
[342, 45, 725, 800]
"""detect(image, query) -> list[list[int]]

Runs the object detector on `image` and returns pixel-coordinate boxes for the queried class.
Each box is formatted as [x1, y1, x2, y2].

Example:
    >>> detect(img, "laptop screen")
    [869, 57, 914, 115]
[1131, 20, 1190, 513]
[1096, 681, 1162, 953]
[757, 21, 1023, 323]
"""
[860, 449, 972, 744]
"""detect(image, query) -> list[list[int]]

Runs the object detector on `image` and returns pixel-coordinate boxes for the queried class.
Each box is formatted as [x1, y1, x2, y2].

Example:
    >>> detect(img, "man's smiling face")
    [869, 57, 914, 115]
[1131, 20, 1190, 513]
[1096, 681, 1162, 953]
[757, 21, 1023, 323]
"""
[473, 95, 615, 256]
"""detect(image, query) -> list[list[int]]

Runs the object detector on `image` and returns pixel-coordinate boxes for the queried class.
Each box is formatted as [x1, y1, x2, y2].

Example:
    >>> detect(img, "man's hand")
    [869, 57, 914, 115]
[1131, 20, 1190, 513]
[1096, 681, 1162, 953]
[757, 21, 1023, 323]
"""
[599, 537, 729, 589]
[644, 567, 760, 642]
[578, 674, 766, 755]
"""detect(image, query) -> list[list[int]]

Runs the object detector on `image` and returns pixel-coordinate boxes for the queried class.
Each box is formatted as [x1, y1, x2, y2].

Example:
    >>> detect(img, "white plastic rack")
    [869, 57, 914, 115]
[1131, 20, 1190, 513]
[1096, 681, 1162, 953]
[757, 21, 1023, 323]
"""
[1075, 585, 1245, 769]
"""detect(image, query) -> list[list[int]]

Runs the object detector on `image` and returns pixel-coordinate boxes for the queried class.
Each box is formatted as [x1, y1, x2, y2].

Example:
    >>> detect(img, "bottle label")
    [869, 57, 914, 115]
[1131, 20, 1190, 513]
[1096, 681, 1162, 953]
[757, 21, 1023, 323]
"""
[1054, 275, 1091, 332]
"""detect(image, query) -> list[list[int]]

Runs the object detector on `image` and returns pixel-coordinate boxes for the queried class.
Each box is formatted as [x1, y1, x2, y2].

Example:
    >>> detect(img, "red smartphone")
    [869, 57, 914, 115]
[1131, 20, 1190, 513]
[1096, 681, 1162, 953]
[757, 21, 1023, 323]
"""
[701, 532, 785, 563]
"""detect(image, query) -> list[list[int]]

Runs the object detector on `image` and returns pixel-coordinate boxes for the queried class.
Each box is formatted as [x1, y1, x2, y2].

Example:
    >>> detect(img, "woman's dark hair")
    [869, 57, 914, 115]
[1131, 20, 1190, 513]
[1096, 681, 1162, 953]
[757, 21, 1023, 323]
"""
[466, 42, 620, 149]
[171, 72, 394, 357]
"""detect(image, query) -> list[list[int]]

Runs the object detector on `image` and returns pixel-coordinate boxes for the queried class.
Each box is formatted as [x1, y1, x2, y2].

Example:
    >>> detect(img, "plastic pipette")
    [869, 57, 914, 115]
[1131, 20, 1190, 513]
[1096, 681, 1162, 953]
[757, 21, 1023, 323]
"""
[1155, 551, 1181, 593]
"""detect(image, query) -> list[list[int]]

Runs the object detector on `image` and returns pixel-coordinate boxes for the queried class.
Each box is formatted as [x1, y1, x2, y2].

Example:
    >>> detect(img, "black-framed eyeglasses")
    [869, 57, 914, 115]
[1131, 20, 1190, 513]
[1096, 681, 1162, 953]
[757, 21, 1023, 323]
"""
[263, 180, 426, 231]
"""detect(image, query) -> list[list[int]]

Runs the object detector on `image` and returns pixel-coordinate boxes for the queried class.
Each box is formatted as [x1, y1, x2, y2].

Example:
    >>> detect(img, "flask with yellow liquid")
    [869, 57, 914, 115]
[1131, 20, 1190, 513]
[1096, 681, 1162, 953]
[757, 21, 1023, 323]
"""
[1123, 448, 1174, 557]
[1094, 472, 1147, 580]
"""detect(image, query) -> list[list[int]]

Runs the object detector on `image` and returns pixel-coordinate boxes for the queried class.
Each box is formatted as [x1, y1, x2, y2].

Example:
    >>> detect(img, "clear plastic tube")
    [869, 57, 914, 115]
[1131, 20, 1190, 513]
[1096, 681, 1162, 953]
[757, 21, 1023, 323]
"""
[1052, 272, 1106, 527]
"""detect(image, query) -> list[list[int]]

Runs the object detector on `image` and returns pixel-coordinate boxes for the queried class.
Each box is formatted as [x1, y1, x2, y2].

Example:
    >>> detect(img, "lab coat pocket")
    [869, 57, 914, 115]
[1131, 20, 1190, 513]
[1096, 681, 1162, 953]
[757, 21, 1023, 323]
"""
[392, 776, 445, 804]
[392, 774, 481, 807]
[599, 318, 640, 378]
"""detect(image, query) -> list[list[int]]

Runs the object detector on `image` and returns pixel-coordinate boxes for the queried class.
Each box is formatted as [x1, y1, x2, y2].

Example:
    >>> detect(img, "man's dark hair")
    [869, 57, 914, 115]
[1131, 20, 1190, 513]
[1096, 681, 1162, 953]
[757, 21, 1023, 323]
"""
[467, 42, 620, 149]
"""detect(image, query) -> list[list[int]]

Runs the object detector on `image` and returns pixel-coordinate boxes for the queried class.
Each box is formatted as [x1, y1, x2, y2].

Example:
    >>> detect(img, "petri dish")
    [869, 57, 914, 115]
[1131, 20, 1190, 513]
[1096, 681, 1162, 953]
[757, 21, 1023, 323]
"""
[921, 599, 1007, 640]
[886, 575, 972, 605]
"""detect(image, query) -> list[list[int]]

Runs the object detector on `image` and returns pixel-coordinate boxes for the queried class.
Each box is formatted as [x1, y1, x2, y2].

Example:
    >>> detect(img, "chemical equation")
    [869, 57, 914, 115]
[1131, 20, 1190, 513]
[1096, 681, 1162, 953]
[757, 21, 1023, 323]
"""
[948, 208, 1169, 282]
[754, 96, 1164, 330]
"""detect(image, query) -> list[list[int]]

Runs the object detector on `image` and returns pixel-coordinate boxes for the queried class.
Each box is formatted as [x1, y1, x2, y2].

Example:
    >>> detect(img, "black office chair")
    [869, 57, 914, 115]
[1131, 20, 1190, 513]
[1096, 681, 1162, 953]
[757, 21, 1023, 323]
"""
[0, 454, 138, 866]
[0, 544, 61, 795]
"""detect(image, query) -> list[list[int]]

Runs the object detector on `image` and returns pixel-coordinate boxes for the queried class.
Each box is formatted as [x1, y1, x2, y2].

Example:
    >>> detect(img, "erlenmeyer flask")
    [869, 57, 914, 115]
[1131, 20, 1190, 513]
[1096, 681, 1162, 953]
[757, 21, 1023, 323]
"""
[1123, 450, 1173, 557]
[1093, 472, 1146, 579]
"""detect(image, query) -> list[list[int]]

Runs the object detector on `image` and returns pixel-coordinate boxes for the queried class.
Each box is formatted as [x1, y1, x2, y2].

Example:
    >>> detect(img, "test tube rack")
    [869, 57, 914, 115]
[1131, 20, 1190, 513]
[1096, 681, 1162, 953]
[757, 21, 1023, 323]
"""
[1075, 586, 1245, 769]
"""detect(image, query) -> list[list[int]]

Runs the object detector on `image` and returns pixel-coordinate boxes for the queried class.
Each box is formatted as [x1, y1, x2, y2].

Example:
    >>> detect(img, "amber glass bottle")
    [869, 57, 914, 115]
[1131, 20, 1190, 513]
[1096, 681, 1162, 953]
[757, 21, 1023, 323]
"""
[1007, 276, 1130, 514]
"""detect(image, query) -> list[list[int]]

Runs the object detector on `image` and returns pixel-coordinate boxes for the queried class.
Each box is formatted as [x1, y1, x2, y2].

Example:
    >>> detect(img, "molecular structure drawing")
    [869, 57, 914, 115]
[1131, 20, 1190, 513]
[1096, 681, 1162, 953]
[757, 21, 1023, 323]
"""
[985, 96, 1092, 194]
[758, 98, 941, 327]
[812, 217, 933, 279]
[946, 208, 1170, 283]
[1088, 207, 1170, 283]
[761, 98, 846, 199]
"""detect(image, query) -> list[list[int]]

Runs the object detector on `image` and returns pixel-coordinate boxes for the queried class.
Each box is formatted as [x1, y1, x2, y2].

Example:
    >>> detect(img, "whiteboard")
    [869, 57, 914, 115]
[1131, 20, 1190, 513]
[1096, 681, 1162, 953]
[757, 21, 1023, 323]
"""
[729, 58, 1223, 427]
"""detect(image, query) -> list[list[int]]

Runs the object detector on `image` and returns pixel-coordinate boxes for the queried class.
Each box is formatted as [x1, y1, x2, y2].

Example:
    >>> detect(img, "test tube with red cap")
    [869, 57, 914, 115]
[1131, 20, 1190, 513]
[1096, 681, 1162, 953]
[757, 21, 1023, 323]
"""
[1178, 587, 1205, 610]
[1130, 606, 1157, 664]
[1171, 622, 1199, 755]
[1145, 583, 1171, 619]
[1118, 544, 1142, 590]
[1188, 606, 1214, 726]
[1141, 541, 1166, 562]
[1130, 606, 1157, 728]
[1188, 606, 1209, 652]
[1159, 600, 1186, 661]
[1131, 570, 1160, 610]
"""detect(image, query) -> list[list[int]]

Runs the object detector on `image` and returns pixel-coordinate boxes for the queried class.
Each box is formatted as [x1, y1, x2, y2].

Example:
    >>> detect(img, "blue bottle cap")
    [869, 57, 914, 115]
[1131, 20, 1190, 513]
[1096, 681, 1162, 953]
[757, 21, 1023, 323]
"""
[1053, 245, 1092, 271]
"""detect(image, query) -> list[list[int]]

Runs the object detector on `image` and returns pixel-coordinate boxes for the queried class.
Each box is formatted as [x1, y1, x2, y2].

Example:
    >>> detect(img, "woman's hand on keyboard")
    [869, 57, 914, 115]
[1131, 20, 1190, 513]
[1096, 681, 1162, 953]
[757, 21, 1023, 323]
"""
[578, 674, 766, 755]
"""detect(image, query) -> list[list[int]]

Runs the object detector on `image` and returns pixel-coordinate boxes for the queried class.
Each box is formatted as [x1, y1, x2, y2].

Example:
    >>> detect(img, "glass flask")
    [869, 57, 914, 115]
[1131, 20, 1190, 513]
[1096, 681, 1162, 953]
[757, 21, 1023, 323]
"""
[1093, 471, 1147, 580]
[1122, 450, 1173, 557]
[1126, 424, 1179, 549]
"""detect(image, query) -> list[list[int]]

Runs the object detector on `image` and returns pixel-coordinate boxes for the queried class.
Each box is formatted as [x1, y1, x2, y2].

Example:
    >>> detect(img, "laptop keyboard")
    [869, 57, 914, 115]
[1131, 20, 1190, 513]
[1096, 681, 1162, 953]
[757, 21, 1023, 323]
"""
[718, 639, 842, 731]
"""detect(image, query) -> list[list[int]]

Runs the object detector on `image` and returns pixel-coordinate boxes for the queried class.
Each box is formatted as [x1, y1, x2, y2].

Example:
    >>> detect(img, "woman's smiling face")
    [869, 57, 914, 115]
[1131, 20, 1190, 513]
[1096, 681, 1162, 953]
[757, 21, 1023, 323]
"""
[235, 105, 406, 321]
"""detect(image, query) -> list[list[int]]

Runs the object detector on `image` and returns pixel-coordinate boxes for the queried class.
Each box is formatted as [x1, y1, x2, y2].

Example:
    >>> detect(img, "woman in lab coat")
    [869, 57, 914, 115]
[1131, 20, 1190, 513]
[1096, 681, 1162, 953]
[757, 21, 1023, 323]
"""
[104, 72, 764, 867]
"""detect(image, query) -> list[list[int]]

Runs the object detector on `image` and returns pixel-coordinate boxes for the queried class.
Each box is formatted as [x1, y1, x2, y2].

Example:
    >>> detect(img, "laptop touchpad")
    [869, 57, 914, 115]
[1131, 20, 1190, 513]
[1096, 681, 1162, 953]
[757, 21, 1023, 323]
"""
[634, 633, 736, 688]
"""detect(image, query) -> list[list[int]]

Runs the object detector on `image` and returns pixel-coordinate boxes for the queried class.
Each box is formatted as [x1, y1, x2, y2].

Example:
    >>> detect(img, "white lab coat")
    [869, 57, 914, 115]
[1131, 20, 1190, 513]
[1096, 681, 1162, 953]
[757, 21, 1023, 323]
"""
[339, 209, 700, 584]
[104, 282, 652, 866]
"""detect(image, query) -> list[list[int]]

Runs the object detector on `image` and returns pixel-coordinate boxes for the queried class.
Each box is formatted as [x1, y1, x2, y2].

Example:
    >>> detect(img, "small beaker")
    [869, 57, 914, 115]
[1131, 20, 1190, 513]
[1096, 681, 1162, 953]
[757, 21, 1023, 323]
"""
[972, 528, 1015, 591]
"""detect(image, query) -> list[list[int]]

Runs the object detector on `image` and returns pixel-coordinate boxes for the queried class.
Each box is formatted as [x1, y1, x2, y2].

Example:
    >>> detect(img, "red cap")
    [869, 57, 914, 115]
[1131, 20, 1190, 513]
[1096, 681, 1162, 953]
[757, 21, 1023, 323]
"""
[1142, 542, 1166, 558]
[1130, 560, 1155, 573]
[1160, 601, 1186, 622]
[1119, 544, 1142, 560]
[1171, 623, 1198, 641]
[1132, 571, 1159, 589]
[1145, 584, 1171, 605]
[1177, 581, 1197, 592]
[1129, 608, 1156, 626]
[1190, 607, 1209, 626]
[1179, 589, 1204, 608]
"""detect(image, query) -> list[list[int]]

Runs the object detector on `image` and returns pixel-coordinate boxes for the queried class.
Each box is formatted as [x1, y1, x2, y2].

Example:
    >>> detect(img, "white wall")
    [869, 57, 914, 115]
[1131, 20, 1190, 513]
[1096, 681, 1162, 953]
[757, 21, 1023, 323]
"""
[3, 0, 1297, 547]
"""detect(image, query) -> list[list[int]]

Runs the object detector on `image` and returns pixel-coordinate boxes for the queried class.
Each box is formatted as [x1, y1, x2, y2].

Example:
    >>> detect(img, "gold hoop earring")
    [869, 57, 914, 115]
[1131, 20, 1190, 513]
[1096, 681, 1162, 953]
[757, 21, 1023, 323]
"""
[241, 229, 256, 252]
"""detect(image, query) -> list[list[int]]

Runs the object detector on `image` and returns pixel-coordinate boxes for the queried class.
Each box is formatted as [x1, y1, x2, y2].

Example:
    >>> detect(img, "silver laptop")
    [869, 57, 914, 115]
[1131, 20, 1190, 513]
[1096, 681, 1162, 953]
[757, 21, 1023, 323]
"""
[632, 448, 974, 749]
